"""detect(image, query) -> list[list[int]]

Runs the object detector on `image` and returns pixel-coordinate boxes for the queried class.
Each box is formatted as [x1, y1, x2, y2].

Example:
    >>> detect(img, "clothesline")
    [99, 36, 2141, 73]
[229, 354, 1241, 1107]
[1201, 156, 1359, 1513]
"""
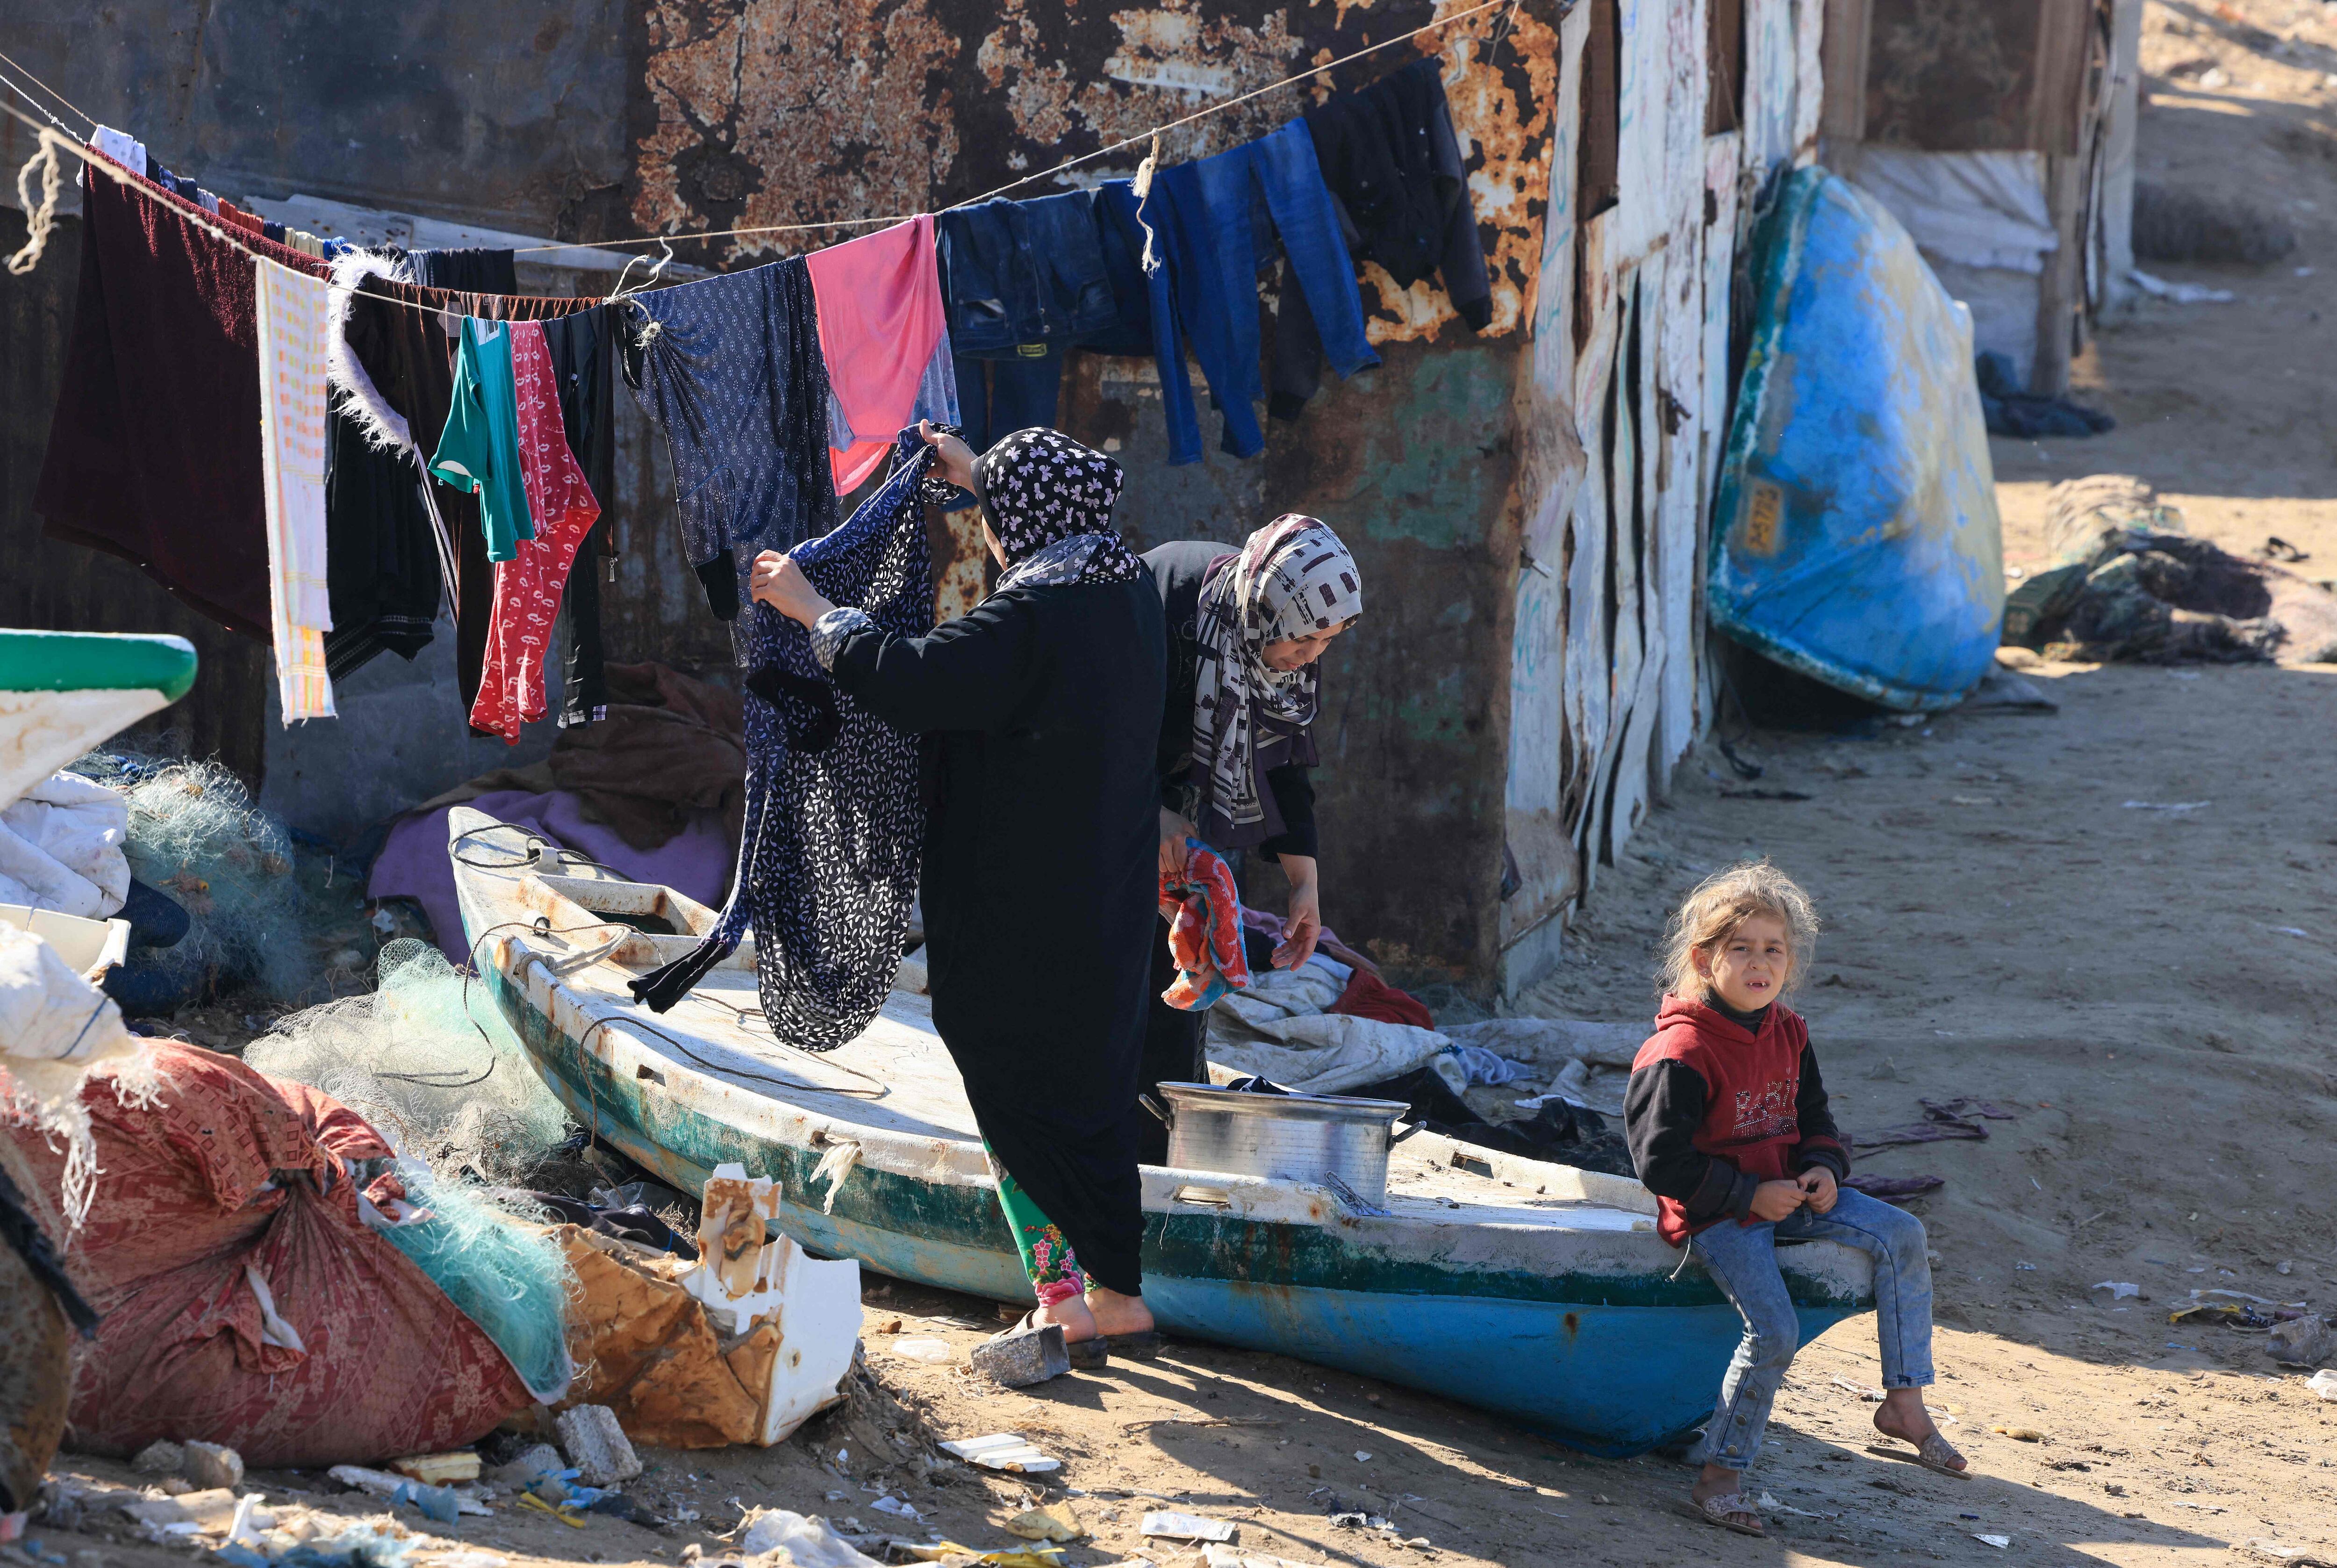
[2, 0, 1518, 278]
[0, 44, 93, 134]
[507, 0, 1520, 255]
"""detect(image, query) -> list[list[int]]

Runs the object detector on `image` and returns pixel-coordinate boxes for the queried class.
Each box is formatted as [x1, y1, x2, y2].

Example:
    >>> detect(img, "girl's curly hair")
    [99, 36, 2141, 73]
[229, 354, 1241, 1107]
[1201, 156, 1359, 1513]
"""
[1658, 859, 1820, 1001]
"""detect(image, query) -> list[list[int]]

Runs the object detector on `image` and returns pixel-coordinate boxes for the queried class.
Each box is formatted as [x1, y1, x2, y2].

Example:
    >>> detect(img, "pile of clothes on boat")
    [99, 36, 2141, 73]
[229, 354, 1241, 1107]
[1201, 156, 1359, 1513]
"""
[1123, 899, 1642, 1175]
[2002, 474, 2337, 664]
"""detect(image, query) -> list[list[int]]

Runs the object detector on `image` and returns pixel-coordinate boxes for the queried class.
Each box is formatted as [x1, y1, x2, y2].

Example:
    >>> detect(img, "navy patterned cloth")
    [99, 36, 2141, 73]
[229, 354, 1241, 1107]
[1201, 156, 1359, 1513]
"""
[630, 431, 935, 1050]
[624, 257, 839, 636]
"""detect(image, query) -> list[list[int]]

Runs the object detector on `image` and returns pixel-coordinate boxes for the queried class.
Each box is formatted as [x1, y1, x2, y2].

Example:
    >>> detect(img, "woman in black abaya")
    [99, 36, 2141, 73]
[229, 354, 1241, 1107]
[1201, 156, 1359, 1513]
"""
[749, 423, 1164, 1356]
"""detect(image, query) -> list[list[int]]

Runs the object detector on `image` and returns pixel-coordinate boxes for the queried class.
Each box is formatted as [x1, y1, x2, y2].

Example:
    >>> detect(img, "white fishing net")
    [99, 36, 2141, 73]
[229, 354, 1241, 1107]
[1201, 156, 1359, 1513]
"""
[244, 938, 572, 1181]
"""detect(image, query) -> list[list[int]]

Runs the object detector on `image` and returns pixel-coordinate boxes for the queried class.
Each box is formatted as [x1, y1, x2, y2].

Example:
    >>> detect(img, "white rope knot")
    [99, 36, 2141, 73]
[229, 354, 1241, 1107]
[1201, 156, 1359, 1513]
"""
[6, 123, 65, 276]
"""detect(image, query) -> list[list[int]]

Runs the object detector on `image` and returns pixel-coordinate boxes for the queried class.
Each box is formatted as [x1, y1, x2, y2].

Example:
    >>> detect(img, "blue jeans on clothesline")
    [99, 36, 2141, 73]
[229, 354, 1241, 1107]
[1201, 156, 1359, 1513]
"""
[1138, 121, 1379, 464]
[1686, 1189, 1936, 1474]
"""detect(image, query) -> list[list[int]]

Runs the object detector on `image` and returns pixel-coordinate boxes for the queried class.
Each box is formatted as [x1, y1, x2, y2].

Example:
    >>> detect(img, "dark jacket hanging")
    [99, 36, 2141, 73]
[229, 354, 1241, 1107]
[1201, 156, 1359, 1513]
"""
[827, 573, 1167, 1296]
[1301, 57, 1492, 327]
[35, 161, 331, 638]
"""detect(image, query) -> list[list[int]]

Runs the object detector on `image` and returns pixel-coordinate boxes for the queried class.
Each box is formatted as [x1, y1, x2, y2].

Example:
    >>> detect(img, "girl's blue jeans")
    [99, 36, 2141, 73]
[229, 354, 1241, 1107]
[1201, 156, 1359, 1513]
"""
[1686, 1187, 1936, 1473]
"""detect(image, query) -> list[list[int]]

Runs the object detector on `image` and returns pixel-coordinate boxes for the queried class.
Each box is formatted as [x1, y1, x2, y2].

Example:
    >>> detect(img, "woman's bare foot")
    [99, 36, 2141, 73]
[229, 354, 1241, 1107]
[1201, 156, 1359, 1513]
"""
[1874, 1389, 1967, 1471]
[1083, 1284, 1155, 1338]
[1028, 1295, 1099, 1343]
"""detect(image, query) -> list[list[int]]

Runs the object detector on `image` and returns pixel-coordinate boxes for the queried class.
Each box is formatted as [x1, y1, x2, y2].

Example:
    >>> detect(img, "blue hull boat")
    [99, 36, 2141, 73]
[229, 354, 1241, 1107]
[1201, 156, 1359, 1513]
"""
[1711, 167, 2006, 711]
[449, 808, 1875, 1455]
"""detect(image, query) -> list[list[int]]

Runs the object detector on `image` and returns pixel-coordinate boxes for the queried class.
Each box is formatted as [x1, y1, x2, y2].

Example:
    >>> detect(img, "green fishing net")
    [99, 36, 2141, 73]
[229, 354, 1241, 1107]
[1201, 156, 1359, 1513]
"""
[115, 758, 310, 1000]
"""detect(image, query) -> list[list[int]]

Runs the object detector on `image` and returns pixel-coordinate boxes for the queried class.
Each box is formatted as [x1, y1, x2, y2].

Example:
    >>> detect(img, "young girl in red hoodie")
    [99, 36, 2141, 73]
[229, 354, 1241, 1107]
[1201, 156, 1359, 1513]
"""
[1625, 860, 1964, 1538]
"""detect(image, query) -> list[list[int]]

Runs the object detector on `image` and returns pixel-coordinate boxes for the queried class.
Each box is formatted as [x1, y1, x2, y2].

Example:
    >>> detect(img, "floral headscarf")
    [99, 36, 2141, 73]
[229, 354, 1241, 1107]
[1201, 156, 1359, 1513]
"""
[974, 427, 1147, 591]
[1189, 515, 1363, 837]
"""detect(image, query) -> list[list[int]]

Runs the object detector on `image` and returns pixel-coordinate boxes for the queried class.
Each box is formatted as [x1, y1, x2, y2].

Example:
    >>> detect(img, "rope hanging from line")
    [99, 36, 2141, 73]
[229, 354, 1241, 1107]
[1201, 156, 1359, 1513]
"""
[6, 120, 64, 275]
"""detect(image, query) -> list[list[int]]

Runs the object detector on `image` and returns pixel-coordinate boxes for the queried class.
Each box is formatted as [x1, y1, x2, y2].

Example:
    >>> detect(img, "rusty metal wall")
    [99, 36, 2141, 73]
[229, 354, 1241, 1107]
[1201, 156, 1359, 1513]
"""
[0, 210, 273, 785]
[627, 0, 1559, 988]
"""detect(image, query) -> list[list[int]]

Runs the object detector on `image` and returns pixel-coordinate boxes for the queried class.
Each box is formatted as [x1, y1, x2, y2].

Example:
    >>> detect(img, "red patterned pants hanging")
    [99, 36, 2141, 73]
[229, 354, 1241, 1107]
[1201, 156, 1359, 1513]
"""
[472, 320, 601, 743]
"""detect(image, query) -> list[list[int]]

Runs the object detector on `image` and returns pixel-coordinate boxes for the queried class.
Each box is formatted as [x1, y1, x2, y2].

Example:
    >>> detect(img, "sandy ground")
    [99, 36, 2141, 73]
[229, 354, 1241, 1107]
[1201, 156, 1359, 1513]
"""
[20, 3, 2337, 1567]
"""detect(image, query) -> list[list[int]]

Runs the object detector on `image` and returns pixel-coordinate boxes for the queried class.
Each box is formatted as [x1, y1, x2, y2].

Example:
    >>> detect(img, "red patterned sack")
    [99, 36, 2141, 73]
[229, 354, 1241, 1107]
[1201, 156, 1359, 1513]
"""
[1, 1043, 530, 1466]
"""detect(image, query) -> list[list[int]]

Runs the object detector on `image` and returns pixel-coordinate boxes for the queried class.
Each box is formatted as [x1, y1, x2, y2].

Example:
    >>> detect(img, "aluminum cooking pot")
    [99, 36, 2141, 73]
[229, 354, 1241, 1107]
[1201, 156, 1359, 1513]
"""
[1142, 1081, 1416, 1205]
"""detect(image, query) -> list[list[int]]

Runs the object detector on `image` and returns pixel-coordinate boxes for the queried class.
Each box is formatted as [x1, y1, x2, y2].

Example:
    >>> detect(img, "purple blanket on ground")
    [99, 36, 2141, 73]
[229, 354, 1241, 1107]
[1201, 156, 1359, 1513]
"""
[367, 789, 734, 964]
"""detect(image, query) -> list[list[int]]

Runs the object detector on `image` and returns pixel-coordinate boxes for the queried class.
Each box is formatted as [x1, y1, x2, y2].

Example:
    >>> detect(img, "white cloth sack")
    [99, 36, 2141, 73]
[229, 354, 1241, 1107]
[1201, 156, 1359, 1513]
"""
[0, 769, 129, 919]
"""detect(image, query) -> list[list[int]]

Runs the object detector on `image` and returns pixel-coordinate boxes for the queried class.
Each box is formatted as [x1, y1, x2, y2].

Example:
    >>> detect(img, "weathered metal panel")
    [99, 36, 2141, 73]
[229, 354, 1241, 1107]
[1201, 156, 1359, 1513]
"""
[0, 211, 271, 786]
[1695, 131, 1742, 740]
[632, 0, 1559, 342]
[1791, 0, 1826, 162]
[1652, 0, 1708, 795]
[1562, 218, 1622, 859]
[1602, 260, 1664, 863]
[1742, 0, 1799, 179]
[1499, 0, 1592, 971]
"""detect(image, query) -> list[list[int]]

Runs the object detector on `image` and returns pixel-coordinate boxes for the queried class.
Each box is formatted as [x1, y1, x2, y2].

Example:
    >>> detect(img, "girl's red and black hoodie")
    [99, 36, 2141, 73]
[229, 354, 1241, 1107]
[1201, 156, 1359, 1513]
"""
[1623, 993, 1850, 1247]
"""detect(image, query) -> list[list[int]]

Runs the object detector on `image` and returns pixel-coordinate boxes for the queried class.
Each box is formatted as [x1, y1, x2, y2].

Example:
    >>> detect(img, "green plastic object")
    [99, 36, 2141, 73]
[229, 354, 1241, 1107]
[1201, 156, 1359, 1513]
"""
[0, 630, 199, 699]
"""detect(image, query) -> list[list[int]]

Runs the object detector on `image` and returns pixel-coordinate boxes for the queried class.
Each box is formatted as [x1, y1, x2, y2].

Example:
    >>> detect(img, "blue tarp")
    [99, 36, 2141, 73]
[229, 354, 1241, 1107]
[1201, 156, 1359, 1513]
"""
[1710, 167, 2005, 712]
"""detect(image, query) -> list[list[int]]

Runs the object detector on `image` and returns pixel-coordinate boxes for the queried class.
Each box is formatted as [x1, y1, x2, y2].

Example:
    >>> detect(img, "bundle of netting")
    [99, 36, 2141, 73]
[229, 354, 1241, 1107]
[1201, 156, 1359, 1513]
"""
[114, 758, 309, 1001]
[375, 1161, 576, 1403]
[245, 938, 571, 1183]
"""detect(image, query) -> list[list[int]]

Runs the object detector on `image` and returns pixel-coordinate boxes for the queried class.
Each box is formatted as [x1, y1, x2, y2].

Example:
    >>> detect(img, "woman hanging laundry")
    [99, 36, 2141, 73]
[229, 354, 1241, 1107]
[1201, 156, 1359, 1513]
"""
[749, 422, 1165, 1363]
[1139, 517, 1363, 1158]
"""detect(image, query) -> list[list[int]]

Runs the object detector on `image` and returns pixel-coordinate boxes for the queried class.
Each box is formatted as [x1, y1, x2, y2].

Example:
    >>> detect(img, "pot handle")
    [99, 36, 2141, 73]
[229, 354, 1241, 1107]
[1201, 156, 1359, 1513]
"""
[1389, 1119, 1425, 1145]
[1140, 1094, 1174, 1129]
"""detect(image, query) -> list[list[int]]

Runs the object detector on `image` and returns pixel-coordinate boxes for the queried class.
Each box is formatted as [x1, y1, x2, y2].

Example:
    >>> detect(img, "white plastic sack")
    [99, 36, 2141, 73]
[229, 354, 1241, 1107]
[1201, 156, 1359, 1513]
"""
[736, 1509, 883, 1568]
[0, 922, 130, 1068]
[0, 770, 129, 920]
[1840, 147, 2057, 274]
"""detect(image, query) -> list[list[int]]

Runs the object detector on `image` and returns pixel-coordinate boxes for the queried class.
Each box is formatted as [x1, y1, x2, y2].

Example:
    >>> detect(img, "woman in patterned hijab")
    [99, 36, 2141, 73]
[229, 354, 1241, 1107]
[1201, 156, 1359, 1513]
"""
[1133, 515, 1362, 1162]
[969, 426, 1148, 590]
[750, 420, 1166, 1365]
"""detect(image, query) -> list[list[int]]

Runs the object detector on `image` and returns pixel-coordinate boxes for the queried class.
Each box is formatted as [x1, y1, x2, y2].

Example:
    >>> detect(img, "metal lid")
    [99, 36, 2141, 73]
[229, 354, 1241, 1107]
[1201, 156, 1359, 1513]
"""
[1155, 1081, 1411, 1122]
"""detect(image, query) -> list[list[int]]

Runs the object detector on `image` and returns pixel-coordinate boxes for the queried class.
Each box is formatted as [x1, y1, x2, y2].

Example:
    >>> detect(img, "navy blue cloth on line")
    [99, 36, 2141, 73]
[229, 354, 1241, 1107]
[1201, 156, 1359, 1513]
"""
[1138, 122, 1380, 464]
[629, 430, 934, 1050]
[623, 255, 839, 631]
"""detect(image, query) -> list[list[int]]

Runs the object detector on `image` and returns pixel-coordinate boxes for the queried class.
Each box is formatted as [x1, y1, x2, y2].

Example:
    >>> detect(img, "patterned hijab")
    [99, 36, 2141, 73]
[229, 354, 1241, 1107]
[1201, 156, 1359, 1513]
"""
[974, 427, 1147, 591]
[1190, 515, 1364, 836]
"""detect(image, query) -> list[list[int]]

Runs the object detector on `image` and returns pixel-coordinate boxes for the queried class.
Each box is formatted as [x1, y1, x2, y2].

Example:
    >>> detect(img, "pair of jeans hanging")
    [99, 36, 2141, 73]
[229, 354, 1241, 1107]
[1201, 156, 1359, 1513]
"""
[1137, 122, 1380, 463]
[629, 431, 935, 1048]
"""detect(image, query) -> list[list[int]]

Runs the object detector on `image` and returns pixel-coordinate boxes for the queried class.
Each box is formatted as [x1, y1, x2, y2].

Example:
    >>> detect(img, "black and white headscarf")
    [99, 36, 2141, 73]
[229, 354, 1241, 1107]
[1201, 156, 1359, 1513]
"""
[975, 428, 1147, 592]
[1190, 514, 1364, 838]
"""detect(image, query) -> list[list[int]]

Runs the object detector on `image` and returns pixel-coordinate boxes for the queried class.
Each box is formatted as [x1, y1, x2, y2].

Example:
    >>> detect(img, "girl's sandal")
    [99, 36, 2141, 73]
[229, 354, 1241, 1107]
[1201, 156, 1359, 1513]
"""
[1864, 1432, 1970, 1478]
[1001, 1310, 1109, 1369]
[1672, 1492, 1764, 1538]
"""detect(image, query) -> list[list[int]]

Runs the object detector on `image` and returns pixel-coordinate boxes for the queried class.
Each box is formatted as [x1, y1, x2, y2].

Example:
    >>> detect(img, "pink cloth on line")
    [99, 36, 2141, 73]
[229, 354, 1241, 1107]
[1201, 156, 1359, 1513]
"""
[367, 790, 733, 966]
[471, 322, 601, 744]
[804, 215, 958, 492]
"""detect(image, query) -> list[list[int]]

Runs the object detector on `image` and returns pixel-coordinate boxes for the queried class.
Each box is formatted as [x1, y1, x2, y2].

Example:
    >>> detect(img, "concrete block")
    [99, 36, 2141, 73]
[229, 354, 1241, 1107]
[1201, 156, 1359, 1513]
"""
[182, 1441, 244, 1490]
[556, 1404, 642, 1487]
[969, 1324, 1069, 1389]
[131, 1440, 184, 1476]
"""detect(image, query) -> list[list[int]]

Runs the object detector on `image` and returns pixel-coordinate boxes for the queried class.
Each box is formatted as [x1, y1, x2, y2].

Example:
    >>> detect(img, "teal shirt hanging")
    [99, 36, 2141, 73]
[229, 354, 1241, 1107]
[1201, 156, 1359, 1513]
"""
[429, 318, 536, 562]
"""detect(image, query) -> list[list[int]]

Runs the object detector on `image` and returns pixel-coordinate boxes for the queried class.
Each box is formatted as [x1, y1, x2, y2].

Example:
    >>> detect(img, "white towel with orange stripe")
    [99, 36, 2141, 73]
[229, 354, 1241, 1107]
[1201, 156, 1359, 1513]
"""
[254, 257, 337, 721]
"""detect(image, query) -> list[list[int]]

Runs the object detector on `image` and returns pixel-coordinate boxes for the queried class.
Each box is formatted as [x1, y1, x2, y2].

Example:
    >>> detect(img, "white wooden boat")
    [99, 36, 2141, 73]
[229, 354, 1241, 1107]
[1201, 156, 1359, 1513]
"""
[449, 806, 1874, 1455]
